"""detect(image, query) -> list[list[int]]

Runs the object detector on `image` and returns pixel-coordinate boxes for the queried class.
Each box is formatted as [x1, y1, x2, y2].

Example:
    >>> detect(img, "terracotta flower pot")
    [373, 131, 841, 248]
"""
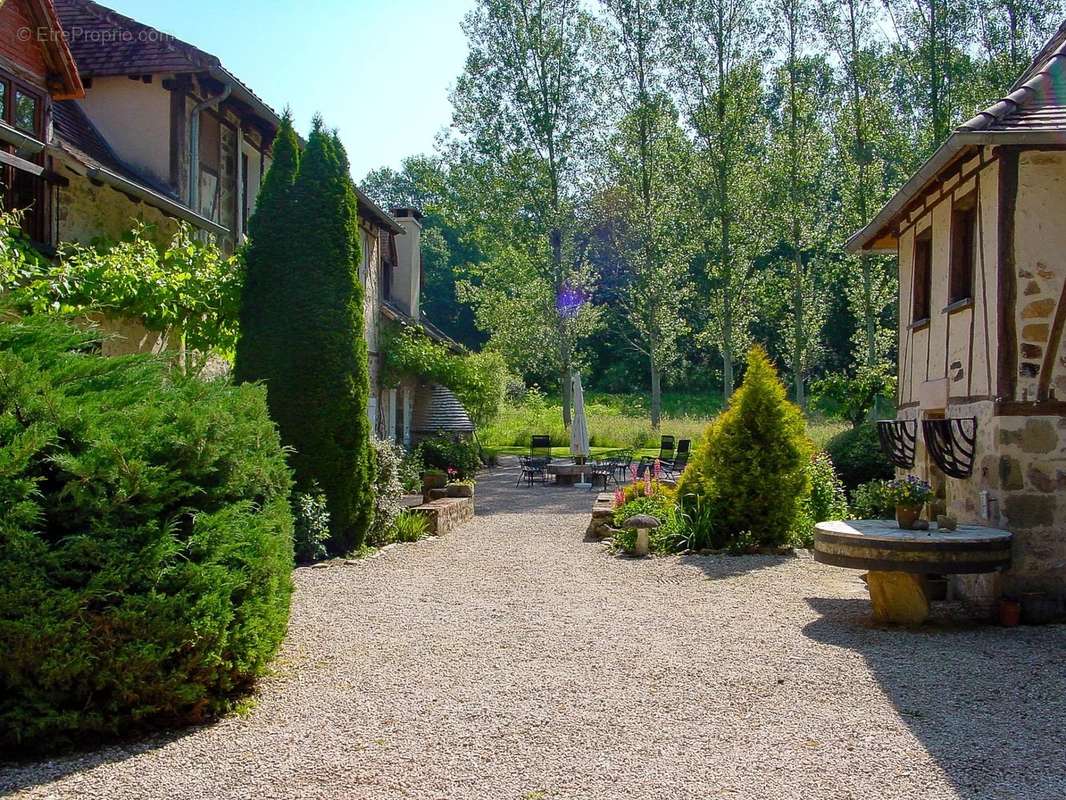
[422, 472, 447, 493]
[998, 597, 1021, 627]
[895, 505, 922, 530]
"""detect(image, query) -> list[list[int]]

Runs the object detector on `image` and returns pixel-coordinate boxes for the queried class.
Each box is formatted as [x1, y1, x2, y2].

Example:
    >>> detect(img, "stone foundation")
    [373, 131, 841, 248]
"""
[411, 496, 474, 535]
[897, 402, 1066, 603]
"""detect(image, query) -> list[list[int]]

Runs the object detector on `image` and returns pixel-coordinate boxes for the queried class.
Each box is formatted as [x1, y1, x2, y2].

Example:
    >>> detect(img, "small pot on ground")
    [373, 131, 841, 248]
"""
[895, 505, 922, 530]
[998, 597, 1021, 627]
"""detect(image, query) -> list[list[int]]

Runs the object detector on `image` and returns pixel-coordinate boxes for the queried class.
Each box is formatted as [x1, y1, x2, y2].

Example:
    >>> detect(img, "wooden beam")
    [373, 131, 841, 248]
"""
[997, 146, 1019, 402]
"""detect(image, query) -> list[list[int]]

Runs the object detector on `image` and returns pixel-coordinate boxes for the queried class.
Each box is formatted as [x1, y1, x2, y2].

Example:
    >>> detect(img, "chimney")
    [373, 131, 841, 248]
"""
[391, 207, 423, 318]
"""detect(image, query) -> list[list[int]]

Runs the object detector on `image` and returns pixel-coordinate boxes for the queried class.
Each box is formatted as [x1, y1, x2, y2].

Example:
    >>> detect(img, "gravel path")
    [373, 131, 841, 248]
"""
[3, 459, 1065, 800]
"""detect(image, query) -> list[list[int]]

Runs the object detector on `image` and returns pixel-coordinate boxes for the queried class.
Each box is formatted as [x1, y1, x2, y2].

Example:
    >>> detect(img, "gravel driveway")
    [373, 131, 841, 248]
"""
[3, 459, 1065, 800]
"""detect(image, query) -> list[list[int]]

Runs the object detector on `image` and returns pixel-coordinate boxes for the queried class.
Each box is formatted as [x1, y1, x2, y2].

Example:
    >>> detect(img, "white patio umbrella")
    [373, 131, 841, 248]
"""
[570, 371, 591, 487]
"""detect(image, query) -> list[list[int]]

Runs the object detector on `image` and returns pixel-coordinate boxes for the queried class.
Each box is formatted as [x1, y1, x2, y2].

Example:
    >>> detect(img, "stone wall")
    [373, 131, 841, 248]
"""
[411, 496, 474, 535]
[898, 401, 1066, 599]
[57, 170, 179, 246]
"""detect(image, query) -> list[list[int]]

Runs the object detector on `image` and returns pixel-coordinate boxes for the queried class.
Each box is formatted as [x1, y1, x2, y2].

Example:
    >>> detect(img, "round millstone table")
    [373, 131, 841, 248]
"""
[813, 519, 1012, 625]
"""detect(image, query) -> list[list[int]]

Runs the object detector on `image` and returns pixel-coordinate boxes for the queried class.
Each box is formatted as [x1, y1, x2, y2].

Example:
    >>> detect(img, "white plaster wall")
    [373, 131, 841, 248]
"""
[78, 78, 172, 188]
[1014, 151, 1066, 399]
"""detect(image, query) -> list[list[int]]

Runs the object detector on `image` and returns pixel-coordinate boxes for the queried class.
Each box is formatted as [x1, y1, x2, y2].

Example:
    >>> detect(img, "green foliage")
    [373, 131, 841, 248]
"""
[398, 448, 423, 493]
[237, 116, 375, 554]
[611, 489, 686, 555]
[677, 346, 813, 549]
[885, 475, 934, 507]
[235, 109, 300, 387]
[380, 322, 506, 426]
[369, 438, 406, 547]
[0, 314, 294, 752]
[811, 364, 897, 427]
[418, 433, 481, 480]
[793, 452, 850, 547]
[293, 487, 330, 563]
[2, 217, 240, 371]
[824, 421, 893, 490]
[389, 511, 430, 543]
[850, 479, 895, 519]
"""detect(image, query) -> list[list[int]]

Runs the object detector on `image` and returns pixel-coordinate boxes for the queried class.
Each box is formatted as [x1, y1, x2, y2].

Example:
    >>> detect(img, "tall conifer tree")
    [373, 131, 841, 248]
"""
[237, 115, 374, 553]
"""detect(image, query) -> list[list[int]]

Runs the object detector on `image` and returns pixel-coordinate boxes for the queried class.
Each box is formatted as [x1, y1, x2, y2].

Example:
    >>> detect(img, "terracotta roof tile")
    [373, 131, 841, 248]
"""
[53, 0, 217, 77]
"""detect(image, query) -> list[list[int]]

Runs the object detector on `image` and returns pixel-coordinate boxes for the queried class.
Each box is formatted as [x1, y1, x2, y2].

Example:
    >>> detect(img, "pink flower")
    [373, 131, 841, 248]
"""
[630, 464, 638, 482]
[644, 470, 652, 497]
[613, 488, 625, 507]
[653, 458, 662, 478]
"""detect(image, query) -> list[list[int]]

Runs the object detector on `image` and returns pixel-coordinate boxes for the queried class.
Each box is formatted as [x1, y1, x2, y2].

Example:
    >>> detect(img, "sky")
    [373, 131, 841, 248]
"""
[101, 0, 475, 179]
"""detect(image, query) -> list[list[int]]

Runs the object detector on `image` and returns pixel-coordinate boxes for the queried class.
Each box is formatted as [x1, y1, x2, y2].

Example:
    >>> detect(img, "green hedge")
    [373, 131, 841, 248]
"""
[824, 422, 893, 490]
[0, 315, 294, 752]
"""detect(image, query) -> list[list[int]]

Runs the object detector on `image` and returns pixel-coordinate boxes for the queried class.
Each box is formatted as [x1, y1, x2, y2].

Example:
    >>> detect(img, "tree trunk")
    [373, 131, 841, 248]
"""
[650, 355, 662, 429]
[722, 343, 734, 404]
[561, 365, 572, 428]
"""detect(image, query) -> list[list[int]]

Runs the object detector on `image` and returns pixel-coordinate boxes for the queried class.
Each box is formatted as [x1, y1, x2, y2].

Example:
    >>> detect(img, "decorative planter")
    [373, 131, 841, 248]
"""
[422, 473, 447, 493]
[895, 505, 922, 530]
[446, 483, 474, 498]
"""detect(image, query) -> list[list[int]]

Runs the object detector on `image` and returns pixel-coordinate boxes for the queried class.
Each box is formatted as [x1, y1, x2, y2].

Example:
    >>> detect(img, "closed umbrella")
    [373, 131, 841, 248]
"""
[570, 371, 591, 487]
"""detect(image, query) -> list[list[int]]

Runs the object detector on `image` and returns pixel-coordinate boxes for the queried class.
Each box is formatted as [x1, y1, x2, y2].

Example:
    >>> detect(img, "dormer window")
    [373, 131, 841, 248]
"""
[912, 227, 932, 324]
[949, 193, 977, 305]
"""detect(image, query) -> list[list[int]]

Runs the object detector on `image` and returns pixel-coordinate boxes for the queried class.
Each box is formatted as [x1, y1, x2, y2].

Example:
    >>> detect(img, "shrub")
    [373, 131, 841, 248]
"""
[810, 364, 896, 428]
[793, 452, 850, 547]
[419, 433, 481, 479]
[390, 511, 430, 543]
[677, 346, 812, 549]
[398, 447, 423, 493]
[850, 479, 895, 519]
[293, 487, 330, 563]
[236, 117, 375, 554]
[0, 315, 294, 752]
[369, 438, 406, 547]
[824, 422, 893, 490]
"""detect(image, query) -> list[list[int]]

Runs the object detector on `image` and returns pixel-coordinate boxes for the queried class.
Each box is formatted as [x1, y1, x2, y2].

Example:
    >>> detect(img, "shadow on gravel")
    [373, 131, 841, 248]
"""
[474, 460, 596, 517]
[0, 725, 208, 797]
[677, 552, 798, 582]
[803, 597, 1066, 799]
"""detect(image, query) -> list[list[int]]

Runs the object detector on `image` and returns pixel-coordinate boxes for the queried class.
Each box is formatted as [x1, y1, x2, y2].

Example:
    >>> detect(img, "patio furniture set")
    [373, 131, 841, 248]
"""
[516, 435, 691, 490]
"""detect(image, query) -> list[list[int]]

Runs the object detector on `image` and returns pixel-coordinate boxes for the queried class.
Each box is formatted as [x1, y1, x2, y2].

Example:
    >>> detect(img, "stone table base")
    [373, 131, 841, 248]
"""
[866, 571, 930, 625]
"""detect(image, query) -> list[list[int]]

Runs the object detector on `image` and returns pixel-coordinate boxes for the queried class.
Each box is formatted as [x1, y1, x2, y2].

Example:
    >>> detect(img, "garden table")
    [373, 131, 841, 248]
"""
[813, 519, 1012, 625]
[547, 461, 594, 486]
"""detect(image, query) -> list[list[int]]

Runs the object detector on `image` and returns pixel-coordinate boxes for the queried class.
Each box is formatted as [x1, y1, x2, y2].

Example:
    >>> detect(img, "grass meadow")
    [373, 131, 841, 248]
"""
[480, 391, 846, 458]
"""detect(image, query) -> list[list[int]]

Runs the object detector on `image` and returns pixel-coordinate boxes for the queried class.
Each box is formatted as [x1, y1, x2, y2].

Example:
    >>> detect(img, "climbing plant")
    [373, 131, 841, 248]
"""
[2, 216, 240, 372]
[379, 321, 506, 427]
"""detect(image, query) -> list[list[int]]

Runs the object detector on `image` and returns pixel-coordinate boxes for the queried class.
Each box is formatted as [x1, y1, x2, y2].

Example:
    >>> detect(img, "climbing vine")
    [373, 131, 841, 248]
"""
[380, 321, 506, 426]
[0, 217, 241, 372]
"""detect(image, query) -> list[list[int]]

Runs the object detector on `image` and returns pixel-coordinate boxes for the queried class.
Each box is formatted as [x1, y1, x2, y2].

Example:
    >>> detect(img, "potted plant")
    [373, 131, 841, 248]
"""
[422, 468, 447, 493]
[886, 475, 934, 530]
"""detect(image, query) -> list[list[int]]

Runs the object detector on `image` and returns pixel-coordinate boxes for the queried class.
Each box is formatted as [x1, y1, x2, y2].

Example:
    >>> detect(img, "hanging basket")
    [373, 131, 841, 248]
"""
[877, 419, 917, 468]
[921, 417, 978, 479]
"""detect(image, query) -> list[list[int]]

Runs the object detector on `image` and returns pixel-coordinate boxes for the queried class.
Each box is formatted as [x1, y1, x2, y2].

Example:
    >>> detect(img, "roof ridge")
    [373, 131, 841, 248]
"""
[957, 37, 1066, 133]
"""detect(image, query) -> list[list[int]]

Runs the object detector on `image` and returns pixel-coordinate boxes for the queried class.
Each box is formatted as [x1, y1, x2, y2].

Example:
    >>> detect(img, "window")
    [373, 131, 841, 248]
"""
[949, 194, 977, 305]
[0, 72, 45, 243]
[912, 228, 932, 324]
[13, 90, 38, 133]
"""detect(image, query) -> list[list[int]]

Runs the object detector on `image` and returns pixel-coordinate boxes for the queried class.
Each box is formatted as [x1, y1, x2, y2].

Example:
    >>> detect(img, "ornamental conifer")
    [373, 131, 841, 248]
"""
[678, 345, 812, 548]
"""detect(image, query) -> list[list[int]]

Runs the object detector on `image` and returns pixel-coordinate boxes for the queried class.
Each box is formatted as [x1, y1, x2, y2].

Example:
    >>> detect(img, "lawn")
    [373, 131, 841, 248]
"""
[480, 390, 846, 457]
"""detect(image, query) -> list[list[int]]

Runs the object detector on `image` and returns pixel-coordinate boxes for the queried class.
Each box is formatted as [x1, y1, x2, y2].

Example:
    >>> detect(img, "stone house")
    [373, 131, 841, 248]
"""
[847, 20, 1066, 600]
[0, 0, 472, 445]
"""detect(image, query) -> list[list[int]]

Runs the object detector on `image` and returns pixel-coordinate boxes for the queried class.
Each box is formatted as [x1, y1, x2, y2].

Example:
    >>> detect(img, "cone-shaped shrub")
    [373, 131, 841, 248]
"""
[0, 315, 293, 752]
[678, 345, 813, 548]
[275, 119, 374, 552]
[234, 110, 300, 386]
